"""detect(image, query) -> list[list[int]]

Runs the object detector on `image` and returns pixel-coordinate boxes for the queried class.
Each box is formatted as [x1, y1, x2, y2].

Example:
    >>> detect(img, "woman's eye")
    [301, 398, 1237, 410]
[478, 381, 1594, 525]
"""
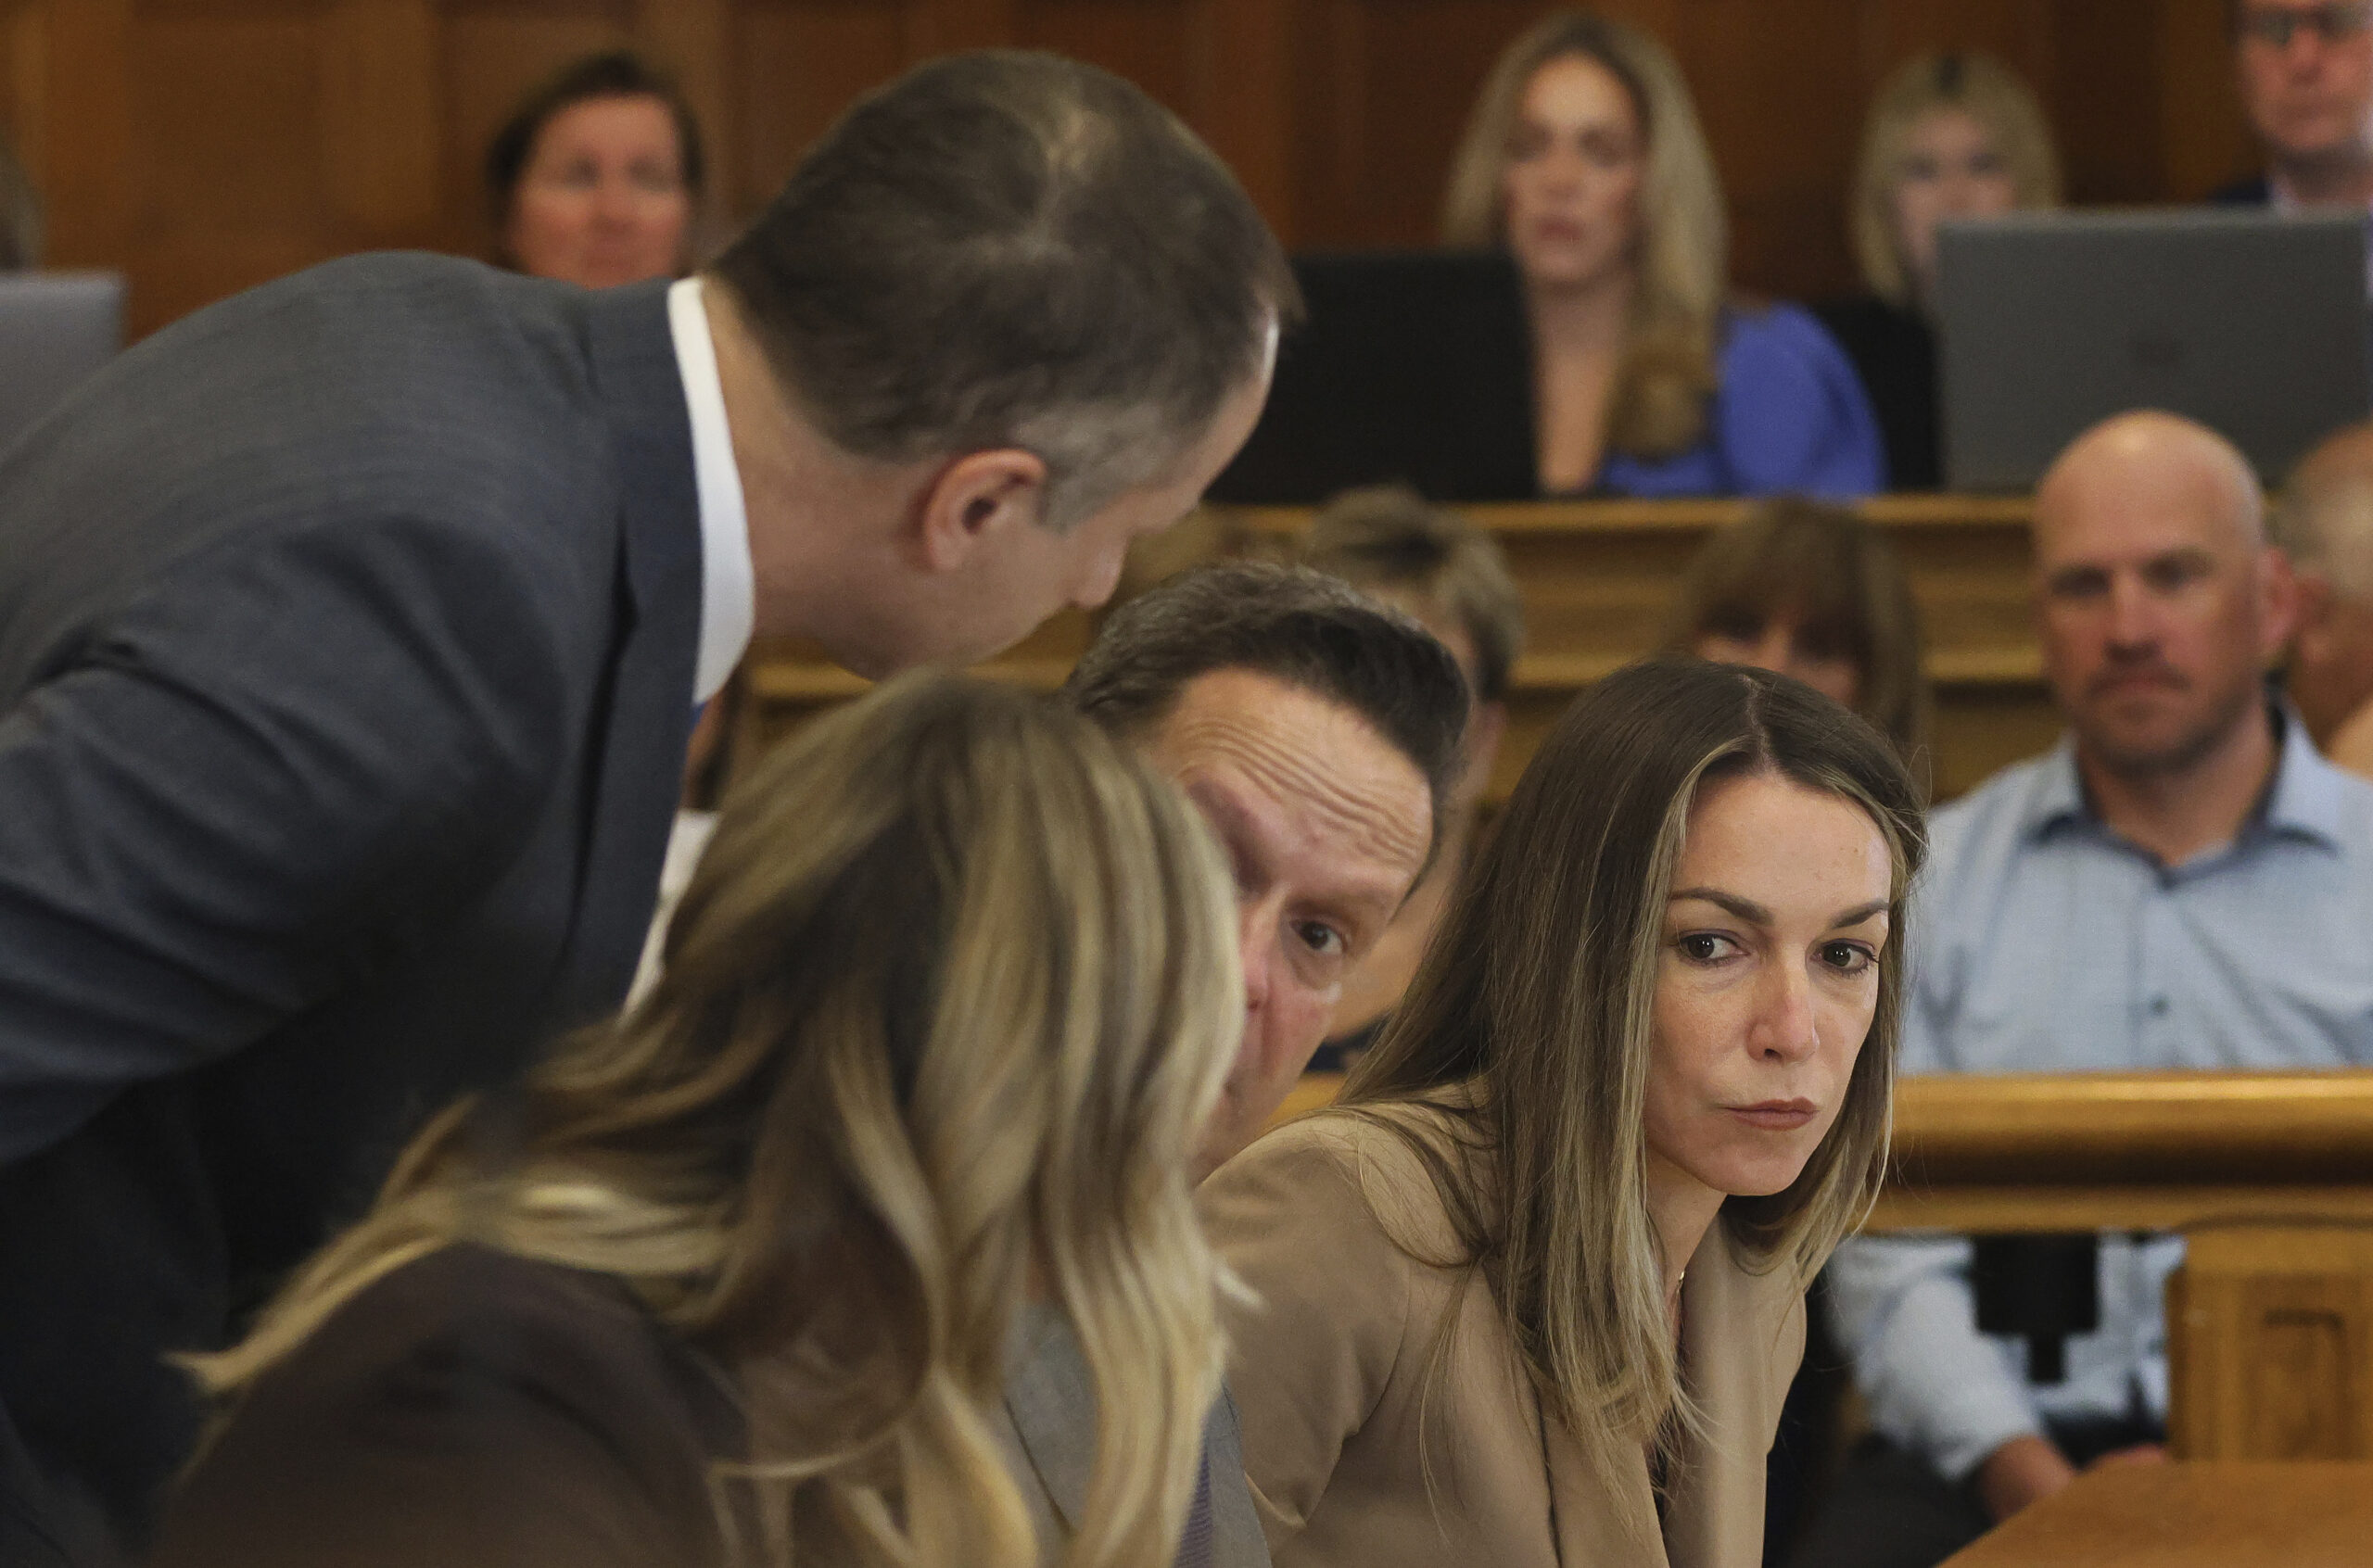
[1900, 155, 1940, 183]
[1821, 942, 1876, 975]
[1678, 932, 1739, 964]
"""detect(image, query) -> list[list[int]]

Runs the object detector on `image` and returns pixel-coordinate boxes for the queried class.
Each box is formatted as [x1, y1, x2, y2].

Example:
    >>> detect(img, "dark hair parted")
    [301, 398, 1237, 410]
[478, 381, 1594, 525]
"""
[485, 50, 705, 239]
[1662, 497, 1933, 789]
[1301, 484, 1527, 703]
[1339, 660, 1924, 1521]
[709, 51, 1301, 529]
[1066, 562, 1470, 854]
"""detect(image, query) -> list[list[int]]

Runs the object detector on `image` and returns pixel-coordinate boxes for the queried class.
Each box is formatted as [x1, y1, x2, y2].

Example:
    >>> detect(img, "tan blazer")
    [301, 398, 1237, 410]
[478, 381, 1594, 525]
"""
[1200, 1109, 1806, 1568]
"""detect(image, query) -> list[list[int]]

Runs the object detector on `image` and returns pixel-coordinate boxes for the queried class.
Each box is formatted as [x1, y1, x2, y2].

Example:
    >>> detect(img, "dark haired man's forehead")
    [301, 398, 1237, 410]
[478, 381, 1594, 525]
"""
[1146, 676, 1431, 880]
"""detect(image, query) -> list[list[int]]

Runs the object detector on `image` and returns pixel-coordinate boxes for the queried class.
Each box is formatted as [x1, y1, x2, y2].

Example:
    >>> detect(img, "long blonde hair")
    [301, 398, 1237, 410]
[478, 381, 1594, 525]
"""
[1339, 661, 1923, 1542]
[1851, 51, 2062, 305]
[1441, 11, 1726, 459]
[193, 673, 1246, 1568]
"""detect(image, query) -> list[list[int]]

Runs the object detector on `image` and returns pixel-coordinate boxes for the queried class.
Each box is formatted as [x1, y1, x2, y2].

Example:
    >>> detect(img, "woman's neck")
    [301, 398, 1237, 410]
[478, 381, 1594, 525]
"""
[1529, 270, 1635, 493]
[1643, 1148, 1724, 1331]
[1528, 269, 1633, 358]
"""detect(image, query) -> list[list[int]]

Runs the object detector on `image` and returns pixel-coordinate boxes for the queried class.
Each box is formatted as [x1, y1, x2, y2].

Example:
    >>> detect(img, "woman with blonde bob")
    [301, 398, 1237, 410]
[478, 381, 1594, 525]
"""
[1816, 52, 2062, 487]
[153, 674, 1246, 1568]
[1204, 660, 1924, 1567]
[1444, 12, 1885, 498]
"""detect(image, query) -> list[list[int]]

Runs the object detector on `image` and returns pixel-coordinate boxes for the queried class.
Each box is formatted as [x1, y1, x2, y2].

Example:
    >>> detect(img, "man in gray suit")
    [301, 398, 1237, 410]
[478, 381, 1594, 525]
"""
[1006, 564, 1467, 1566]
[0, 51, 1289, 1545]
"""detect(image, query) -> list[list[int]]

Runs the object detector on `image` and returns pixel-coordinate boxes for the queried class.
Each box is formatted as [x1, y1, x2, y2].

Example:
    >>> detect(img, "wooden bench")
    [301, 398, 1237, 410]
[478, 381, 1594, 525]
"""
[733, 495, 2056, 803]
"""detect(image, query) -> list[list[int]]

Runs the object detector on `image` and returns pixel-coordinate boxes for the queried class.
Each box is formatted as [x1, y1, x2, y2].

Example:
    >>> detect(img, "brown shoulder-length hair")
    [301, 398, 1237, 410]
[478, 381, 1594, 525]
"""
[1661, 497, 1934, 788]
[192, 673, 1244, 1568]
[1338, 660, 1923, 1538]
[1441, 11, 1726, 460]
[486, 49, 708, 258]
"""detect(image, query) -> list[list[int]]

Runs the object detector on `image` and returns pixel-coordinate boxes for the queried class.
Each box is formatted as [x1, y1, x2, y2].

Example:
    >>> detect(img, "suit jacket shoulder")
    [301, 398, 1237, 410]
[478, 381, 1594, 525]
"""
[153, 1245, 742, 1568]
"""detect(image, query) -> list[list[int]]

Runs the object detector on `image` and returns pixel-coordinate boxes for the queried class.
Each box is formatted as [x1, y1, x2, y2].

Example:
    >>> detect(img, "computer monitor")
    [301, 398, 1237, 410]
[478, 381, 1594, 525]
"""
[0, 272, 124, 455]
[1936, 209, 2368, 489]
[1207, 249, 1536, 505]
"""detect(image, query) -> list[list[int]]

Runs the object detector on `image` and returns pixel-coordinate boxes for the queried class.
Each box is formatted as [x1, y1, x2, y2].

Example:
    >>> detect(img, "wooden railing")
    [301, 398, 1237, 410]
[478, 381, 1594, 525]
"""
[733, 495, 2055, 803]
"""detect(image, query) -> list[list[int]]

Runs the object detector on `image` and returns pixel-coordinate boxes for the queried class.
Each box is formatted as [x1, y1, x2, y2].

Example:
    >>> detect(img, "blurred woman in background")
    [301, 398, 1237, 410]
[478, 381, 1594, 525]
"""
[1665, 497, 1933, 788]
[1444, 10, 1885, 498]
[1815, 52, 2062, 488]
[487, 50, 705, 288]
[155, 675, 1245, 1568]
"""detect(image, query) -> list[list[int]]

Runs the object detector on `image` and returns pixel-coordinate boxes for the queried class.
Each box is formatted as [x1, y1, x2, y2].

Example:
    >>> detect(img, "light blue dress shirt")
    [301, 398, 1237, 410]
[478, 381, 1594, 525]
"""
[1829, 710, 2373, 1481]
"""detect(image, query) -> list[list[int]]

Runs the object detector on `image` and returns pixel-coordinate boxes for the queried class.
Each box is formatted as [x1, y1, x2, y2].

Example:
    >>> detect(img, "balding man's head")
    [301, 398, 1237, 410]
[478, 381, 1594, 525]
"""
[2031, 411, 2292, 779]
[2278, 420, 2373, 741]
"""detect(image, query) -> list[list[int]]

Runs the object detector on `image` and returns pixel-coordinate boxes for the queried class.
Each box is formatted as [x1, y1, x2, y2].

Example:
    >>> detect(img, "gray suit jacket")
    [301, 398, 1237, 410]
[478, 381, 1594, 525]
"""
[997, 1308, 1271, 1568]
[0, 253, 703, 1536]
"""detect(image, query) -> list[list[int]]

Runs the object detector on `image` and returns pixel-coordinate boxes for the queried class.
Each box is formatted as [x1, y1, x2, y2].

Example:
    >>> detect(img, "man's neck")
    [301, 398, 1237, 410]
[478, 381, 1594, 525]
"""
[700, 280, 916, 654]
[2077, 702, 2280, 867]
[2272, 143, 2373, 209]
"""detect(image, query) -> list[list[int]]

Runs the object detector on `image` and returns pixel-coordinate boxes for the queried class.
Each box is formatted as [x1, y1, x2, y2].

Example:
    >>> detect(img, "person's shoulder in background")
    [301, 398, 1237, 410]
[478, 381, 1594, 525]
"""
[1811, 293, 1941, 490]
[153, 1245, 742, 1568]
[1709, 299, 1890, 497]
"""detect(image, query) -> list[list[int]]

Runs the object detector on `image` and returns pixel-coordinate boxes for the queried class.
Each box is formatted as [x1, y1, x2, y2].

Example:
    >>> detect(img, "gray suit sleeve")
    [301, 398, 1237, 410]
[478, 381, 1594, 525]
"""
[0, 512, 578, 1160]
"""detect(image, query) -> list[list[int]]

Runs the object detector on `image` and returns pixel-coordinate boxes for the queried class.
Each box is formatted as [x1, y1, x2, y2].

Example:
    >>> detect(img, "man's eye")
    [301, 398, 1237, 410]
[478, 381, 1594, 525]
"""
[1295, 922, 1345, 958]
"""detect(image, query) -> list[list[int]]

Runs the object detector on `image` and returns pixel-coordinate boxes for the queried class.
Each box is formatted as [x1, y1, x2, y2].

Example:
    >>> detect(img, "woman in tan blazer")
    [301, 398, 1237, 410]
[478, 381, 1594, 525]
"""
[1203, 659, 1926, 1567]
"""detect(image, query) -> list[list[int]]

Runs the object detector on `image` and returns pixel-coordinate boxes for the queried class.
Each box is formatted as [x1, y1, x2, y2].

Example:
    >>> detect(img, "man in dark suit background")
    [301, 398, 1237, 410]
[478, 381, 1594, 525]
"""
[0, 50, 1290, 1548]
[2213, 1, 2373, 214]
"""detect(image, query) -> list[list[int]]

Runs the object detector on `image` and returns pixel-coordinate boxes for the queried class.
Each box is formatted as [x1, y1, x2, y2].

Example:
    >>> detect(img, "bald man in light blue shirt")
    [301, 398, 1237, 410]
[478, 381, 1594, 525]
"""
[1799, 411, 2373, 1568]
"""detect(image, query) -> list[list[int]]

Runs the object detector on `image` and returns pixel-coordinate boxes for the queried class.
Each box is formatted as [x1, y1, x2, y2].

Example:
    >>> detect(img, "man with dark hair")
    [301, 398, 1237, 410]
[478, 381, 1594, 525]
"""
[0, 50, 1288, 1542]
[996, 562, 1466, 1567]
[1296, 484, 1525, 1059]
[2214, 1, 2373, 237]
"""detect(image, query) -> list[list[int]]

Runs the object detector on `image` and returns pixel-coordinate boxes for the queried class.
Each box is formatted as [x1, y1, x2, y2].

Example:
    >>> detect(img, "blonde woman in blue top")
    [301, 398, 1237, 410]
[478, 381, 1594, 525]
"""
[1444, 11, 1886, 498]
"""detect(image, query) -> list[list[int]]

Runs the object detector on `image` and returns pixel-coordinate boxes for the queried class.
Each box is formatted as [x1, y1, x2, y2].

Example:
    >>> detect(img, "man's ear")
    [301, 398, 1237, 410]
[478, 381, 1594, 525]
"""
[2257, 545, 2304, 661]
[913, 449, 1050, 574]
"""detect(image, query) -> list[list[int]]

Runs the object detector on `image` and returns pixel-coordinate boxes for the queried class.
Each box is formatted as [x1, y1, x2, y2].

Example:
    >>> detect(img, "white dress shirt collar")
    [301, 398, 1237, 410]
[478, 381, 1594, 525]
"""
[666, 277, 755, 704]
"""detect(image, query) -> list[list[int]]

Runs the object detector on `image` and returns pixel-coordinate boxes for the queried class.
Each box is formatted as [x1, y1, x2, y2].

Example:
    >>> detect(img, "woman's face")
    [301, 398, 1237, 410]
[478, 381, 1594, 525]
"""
[1501, 53, 1646, 294]
[505, 94, 692, 290]
[1643, 771, 1892, 1203]
[1890, 105, 2018, 302]
[1694, 621, 1864, 709]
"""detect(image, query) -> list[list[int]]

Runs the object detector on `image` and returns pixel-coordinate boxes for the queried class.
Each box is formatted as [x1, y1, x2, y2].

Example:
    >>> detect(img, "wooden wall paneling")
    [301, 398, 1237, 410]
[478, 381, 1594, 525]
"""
[125, 0, 345, 334]
[321, 0, 439, 240]
[1668, 0, 1867, 300]
[35, 0, 134, 274]
[730, 0, 920, 218]
[637, 0, 736, 247]
[2153, 0, 2252, 198]
[1196, 0, 1295, 234]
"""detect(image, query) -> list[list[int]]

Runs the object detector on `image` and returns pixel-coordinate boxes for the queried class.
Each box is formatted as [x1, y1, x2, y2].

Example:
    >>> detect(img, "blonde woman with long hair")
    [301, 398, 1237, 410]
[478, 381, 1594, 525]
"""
[1202, 660, 1924, 1567]
[1815, 51, 2062, 487]
[152, 674, 1245, 1568]
[1444, 11, 1884, 497]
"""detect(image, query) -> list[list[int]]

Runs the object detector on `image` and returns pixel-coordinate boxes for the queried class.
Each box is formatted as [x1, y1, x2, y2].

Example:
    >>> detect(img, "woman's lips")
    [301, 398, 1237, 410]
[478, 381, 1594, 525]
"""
[1727, 1100, 1817, 1131]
